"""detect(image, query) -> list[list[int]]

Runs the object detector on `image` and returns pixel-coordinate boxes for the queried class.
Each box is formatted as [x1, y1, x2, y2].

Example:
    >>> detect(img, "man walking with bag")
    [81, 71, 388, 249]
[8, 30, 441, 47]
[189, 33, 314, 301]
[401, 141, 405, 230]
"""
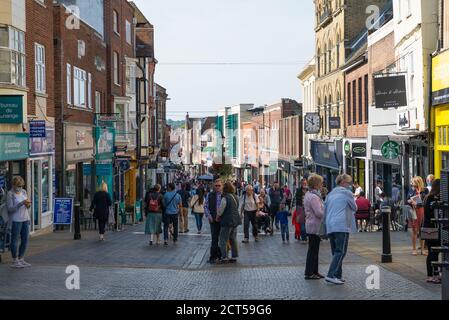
[163, 183, 182, 246]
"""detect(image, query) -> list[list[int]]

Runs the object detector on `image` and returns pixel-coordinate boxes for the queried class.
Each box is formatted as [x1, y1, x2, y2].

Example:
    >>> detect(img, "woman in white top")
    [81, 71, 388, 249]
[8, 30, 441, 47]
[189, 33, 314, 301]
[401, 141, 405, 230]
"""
[190, 188, 205, 234]
[6, 176, 31, 269]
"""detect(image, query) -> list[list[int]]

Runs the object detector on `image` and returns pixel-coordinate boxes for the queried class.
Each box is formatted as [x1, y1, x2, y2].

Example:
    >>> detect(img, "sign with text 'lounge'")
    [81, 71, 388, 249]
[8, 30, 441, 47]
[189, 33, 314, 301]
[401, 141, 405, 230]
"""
[374, 75, 407, 109]
[0, 95, 23, 123]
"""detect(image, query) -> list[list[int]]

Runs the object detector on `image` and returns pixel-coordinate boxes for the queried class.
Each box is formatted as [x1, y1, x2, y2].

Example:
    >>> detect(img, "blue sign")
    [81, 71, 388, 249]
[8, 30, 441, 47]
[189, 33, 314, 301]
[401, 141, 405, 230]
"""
[0, 175, 5, 189]
[83, 163, 113, 176]
[30, 120, 46, 138]
[53, 198, 73, 225]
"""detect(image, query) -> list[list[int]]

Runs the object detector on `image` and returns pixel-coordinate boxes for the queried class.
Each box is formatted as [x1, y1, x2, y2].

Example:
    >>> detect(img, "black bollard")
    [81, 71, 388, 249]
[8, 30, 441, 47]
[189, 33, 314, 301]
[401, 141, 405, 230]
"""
[381, 205, 392, 263]
[74, 202, 81, 240]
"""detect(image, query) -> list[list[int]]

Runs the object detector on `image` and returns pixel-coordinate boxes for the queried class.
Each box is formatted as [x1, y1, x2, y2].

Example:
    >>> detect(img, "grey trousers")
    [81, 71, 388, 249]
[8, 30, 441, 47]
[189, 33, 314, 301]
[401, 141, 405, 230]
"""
[218, 226, 239, 260]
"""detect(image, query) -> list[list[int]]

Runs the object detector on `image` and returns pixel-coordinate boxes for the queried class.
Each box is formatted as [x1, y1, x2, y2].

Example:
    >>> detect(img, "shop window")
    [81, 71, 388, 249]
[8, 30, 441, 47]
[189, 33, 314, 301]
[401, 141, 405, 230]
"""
[42, 160, 50, 213]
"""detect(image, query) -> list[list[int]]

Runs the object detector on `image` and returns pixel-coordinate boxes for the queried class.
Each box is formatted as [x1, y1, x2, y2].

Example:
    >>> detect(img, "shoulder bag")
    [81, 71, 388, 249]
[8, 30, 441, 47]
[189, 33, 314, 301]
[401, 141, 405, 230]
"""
[420, 227, 439, 241]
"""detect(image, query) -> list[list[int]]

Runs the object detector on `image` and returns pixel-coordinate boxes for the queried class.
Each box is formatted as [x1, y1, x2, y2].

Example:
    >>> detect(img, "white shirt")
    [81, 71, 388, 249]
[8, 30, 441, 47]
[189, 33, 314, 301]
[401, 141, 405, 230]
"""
[12, 192, 30, 222]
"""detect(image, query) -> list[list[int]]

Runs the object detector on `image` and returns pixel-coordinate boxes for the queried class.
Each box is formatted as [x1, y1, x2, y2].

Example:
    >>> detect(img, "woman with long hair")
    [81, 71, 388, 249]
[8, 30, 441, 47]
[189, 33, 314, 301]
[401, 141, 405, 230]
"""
[90, 182, 112, 241]
[145, 184, 165, 245]
[407, 176, 426, 255]
[190, 187, 205, 234]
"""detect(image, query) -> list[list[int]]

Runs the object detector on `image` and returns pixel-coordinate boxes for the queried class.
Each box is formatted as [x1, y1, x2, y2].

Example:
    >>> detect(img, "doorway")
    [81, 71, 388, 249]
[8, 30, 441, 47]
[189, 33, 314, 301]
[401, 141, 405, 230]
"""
[30, 159, 52, 232]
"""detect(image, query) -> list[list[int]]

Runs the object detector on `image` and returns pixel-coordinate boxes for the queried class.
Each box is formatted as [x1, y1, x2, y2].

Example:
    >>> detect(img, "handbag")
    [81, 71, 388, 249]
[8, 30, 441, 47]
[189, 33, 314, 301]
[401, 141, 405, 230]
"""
[408, 207, 417, 220]
[420, 227, 438, 241]
[319, 221, 328, 239]
[108, 206, 115, 225]
[297, 207, 305, 225]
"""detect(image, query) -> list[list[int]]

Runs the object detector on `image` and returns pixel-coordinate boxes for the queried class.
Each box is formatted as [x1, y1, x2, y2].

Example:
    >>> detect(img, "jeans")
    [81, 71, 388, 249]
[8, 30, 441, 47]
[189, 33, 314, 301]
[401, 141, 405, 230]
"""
[305, 234, 321, 276]
[193, 213, 203, 231]
[280, 223, 289, 241]
[179, 208, 189, 232]
[300, 223, 307, 241]
[243, 210, 258, 239]
[327, 232, 350, 279]
[10, 221, 30, 260]
[218, 226, 239, 259]
[163, 214, 179, 241]
[209, 221, 221, 260]
[270, 204, 280, 229]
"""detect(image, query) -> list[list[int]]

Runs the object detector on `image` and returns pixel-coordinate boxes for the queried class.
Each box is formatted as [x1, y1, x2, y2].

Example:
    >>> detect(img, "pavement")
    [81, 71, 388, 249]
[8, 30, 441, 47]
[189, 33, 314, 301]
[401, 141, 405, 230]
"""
[0, 214, 443, 300]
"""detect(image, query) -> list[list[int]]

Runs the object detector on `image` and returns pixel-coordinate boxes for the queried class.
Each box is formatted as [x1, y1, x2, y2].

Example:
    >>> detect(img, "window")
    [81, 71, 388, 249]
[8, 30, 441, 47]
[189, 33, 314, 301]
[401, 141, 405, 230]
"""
[87, 73, 92, 109]
[352, 80, 357, 125]
[126, 20, 132, 44]
[406, 0, 412, 17]
[0, 26, 25, 86]
[409, 52, 415, 101]
[364, 74, 369, 124]
[67, 64, 72, 104]
[95, 91, 101, 113]
[113, 10, 119, 34]
[113, 52, 120, 85]
[73, 66, 87, 107]
[126, 63, 136, 94]
[358, 77, 362, 125]
[116, 104, 127, 140]
[35, 44, 46, 93]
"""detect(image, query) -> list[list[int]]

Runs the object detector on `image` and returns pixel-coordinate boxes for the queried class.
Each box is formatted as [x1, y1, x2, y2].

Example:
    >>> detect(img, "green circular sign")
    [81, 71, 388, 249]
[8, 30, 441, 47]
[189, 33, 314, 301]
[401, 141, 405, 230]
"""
[344, 141, 351, 156]
[381, 141, 400, 160]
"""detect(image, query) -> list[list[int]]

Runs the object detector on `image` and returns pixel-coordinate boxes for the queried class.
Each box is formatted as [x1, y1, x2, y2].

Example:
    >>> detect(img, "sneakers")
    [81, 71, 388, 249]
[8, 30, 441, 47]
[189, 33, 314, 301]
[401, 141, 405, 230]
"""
[10, 260, 24, 269]
[325, 277, 345, 285]
[19, 259, 31, 267]
[242, 239, 249, 244]
[164, 241, 169, 246]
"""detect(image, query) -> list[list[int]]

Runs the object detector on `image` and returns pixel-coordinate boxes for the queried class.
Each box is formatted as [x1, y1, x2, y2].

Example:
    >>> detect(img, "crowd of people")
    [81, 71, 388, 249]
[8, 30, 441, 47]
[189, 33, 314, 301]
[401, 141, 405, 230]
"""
[1, 170, 443, 287]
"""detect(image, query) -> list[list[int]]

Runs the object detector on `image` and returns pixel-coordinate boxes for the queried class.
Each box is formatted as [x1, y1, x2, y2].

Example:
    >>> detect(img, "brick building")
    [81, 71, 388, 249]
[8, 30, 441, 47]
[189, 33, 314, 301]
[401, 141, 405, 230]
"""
[53, 3, 108, 213]
[343, 44, 369, 193]
[25, 0, 56, 234]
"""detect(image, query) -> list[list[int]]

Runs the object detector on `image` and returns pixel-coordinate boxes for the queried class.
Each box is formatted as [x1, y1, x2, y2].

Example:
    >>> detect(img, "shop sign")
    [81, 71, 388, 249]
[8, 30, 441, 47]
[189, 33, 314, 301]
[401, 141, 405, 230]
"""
[160, 149, 169, 158]
[432, 50, 449, 106]
[95, 126, 115, 160]
[344, 141, 351, 156]
[0, 133, 29, 161]
[83, 164, 113, 177]
[329, 117, 341, 129]
[30, 120, 46, 138]
[381, 141, 400, 160]
[397, 111, 410, 129]
[374, 75, 407, 108]
[53, 198, 73, 225]
[352, 143, 367, 158]
[30, 128, 54, 156]
[294, 159, 303, 168]
[0, 95, 23, 123]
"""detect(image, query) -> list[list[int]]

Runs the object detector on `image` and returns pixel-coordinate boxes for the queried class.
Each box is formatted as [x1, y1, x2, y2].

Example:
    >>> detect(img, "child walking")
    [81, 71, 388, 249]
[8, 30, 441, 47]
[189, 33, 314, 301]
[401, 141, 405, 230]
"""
[276, 204, 290, 243]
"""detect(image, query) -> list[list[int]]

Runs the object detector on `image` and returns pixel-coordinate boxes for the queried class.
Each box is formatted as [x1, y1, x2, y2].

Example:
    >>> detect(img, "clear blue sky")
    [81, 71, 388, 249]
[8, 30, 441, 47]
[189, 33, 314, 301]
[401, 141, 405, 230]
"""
[133, 0, 315, 120]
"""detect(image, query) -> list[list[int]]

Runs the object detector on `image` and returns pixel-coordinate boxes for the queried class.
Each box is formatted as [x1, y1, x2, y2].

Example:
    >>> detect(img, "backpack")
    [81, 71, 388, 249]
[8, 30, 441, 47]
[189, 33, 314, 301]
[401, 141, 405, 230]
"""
[148, 194, 160, 212]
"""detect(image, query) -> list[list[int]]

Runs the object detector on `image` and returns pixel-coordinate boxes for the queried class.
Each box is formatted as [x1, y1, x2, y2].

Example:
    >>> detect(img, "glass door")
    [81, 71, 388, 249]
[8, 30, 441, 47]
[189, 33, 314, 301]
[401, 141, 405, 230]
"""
[31, 160, 41, 232]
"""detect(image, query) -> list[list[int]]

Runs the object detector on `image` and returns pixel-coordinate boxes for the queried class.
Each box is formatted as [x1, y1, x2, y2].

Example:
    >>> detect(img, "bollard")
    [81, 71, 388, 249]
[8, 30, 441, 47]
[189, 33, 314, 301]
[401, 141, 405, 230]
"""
[381, 205, 392, 263]
[73, 202, 81, 240]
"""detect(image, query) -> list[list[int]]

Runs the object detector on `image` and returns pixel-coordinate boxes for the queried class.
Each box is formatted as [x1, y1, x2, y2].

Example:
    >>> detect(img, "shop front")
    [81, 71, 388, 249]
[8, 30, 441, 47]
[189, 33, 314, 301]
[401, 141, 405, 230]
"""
[277, 160, 291, 187]
[63, 124, 94, 213]
[435, 106, 449, 177]
[370, 135, 403, 200]
[344, 140, 368, 193]
[0, 133, 29, 205]
[432, 50, 449, 178]
[29, 124, 55, 234]
[310, 140, 343, 191]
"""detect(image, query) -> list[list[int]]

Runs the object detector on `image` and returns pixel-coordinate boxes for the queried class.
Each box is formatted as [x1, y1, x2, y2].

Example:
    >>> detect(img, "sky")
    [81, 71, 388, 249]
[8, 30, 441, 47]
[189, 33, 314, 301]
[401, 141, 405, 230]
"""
[133, 0, 315, 120]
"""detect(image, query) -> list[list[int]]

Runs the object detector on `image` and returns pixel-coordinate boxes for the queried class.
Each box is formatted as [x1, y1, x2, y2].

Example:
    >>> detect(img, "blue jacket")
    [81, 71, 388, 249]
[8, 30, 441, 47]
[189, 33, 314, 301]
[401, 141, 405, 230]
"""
[325, 187, 358, 234]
